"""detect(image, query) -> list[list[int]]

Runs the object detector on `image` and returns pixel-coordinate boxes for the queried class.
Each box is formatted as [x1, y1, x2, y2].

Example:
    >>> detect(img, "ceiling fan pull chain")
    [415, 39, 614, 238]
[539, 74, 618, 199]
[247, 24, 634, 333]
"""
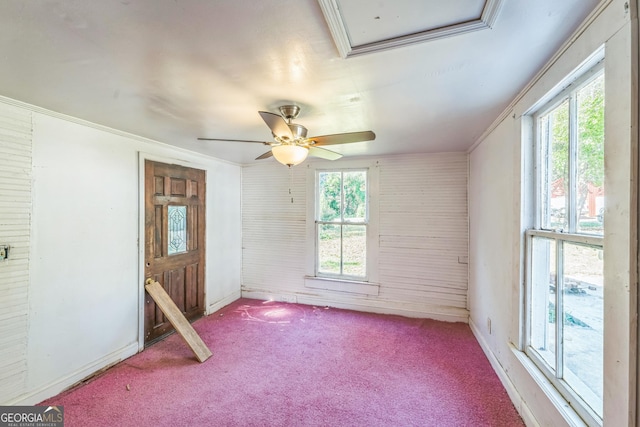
[289, 166, 294, 204]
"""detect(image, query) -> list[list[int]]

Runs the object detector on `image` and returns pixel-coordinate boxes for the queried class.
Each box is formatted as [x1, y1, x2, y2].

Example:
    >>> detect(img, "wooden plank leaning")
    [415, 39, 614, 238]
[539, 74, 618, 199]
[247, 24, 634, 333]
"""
[144, 279, 212, 363]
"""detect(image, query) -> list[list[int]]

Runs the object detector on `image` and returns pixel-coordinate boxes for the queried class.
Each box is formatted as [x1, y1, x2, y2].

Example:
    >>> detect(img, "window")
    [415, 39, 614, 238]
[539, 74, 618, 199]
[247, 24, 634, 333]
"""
[315, 169, 368, 279]
[526, 65, 604, 425]
[305, 160, 379, 295]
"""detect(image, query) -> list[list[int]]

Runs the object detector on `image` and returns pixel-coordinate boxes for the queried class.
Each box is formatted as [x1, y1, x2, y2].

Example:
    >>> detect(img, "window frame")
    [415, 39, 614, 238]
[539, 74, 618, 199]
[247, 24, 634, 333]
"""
[304, 159, 380, 295]
[314, 168, 369, 281]
[525, 62, 605, 426]
[532, 62, 605, 234]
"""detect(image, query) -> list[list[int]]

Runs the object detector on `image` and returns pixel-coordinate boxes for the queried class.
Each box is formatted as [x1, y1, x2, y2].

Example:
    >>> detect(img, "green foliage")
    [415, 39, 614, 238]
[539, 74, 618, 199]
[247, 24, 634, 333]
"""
[549, 100, 569, 186]
[318, 170, 366, 222]
[319, 172, 341, 221]
[343, 172, 366, 219]
[546, 74, 604, 218]
[577, 76, 605, 188]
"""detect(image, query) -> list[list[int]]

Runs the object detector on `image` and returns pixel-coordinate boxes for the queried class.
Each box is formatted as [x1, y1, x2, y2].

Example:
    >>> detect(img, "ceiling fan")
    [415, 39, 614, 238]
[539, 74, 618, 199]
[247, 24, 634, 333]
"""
[198, 105, 376, 167]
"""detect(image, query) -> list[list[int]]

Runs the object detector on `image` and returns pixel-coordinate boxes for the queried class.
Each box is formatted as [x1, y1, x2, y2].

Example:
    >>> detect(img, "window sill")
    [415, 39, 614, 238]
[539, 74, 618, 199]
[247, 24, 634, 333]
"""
[511, 346, 594, 427]
[304, 276, 379, 296]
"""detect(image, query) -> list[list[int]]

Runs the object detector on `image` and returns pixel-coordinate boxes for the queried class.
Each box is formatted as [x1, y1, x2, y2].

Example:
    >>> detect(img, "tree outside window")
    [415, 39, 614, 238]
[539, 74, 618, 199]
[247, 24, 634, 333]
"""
[316, 170, 367, 279]
[541, 74, 604, 234]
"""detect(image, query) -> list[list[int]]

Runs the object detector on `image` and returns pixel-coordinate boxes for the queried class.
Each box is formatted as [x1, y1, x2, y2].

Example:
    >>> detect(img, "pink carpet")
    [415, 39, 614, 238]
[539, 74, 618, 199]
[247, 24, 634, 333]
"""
[41, 299, 523, 426]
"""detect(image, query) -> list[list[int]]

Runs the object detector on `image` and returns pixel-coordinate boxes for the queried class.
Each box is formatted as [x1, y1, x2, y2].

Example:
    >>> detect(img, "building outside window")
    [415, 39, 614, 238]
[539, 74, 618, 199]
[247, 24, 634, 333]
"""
[526, 64, 604, 425]
[315, 169, 368, 280]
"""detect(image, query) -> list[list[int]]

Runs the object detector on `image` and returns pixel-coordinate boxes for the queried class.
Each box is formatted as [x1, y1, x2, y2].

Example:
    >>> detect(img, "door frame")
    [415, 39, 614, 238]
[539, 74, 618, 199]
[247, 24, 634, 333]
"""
[137, 152, 208, 351]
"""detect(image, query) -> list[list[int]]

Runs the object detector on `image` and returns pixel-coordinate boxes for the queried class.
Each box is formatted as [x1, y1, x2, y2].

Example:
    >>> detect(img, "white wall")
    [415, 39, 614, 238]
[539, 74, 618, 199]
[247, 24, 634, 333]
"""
[242, 152, 468, 321]
[468, 0, 637, 425]
[0, 101, 242, 405]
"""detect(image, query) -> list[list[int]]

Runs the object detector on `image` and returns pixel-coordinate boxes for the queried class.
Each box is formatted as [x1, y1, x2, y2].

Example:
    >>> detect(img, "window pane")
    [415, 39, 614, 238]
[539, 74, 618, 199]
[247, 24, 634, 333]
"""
[562, 243, 603, 417]
[318, 224, 341, 275]
[540, 100, 569, 231]
[343, 171, 367, 222]
[318, 172, 342, 222]
[576, 74, 605, 235]
[342, 225, 366, 277]
[530, 237, 556, 370]
[168, 205, 187, 255]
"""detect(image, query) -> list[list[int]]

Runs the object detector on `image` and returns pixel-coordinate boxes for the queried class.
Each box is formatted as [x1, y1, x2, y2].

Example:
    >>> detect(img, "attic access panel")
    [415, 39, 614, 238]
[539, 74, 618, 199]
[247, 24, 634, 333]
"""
[318, 0, 505, 58]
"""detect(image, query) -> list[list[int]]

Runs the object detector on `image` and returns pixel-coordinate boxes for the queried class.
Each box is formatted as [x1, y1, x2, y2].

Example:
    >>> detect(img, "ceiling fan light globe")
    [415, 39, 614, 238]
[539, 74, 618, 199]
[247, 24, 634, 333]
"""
[272, 144, 309, 167]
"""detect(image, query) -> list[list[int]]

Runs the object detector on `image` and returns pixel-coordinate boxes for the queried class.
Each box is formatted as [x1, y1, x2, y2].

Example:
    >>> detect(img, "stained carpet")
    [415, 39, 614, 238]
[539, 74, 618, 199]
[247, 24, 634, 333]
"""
[41, 298, 523, 426]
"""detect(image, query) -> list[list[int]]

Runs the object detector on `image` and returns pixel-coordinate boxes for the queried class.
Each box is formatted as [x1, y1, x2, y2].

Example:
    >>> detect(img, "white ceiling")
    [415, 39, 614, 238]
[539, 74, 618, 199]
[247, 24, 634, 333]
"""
[0, 0, 599, 164]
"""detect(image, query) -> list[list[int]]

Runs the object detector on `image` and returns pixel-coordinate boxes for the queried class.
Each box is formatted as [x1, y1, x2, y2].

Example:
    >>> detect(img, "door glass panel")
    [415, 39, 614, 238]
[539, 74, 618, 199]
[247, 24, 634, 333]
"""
[168, 205, 187, 255]
[530, 236, 556, 370]
[562, 242, 603, 417]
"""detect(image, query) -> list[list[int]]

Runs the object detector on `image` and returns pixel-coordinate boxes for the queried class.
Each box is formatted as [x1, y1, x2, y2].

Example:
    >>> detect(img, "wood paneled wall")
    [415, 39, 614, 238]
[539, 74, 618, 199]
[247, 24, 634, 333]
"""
[242, 152, 468, 321]
[0, 103, 32, 402]
[242, 164, 308, 292]
[378, 154, 468, 310]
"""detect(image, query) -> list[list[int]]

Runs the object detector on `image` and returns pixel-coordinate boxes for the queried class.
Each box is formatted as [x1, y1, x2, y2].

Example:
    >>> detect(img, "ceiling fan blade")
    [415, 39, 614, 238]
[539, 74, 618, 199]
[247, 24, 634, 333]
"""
[255, 150, 274, 160]
[308, 146, 342, 161]
[308, 131, 376, 146]
[259, 111, 293, 140]
[198, 137, 268, 144]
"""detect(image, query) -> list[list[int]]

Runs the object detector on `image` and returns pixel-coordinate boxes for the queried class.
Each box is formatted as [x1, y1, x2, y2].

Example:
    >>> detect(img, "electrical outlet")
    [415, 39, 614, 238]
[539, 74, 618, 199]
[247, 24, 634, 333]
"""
[0, 245, 8, 261]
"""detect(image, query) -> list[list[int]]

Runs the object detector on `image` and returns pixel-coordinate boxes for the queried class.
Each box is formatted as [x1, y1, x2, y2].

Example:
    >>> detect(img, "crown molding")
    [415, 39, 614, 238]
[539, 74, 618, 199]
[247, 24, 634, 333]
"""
[318, 0, 505, 58]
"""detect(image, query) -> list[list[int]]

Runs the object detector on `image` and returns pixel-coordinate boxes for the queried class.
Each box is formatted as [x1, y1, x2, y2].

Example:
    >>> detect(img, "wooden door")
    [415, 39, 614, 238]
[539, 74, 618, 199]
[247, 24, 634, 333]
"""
[144, 160, 206, 345]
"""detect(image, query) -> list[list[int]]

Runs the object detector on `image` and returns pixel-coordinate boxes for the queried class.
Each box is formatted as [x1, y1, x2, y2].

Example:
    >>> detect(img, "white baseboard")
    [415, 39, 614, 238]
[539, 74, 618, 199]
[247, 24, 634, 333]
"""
[469, 318, 591, 427]
[469, 319, 539, 427]
[207, 291, 241, 315]
[8, 341, 139, 406]
[11, 292, 241, 406]
[241, 288, 469, 323]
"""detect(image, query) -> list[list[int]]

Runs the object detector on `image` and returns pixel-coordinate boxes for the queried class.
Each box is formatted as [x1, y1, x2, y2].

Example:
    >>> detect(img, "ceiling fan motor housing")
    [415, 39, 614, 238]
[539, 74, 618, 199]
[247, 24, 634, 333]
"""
[287, 123, 307, 140]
